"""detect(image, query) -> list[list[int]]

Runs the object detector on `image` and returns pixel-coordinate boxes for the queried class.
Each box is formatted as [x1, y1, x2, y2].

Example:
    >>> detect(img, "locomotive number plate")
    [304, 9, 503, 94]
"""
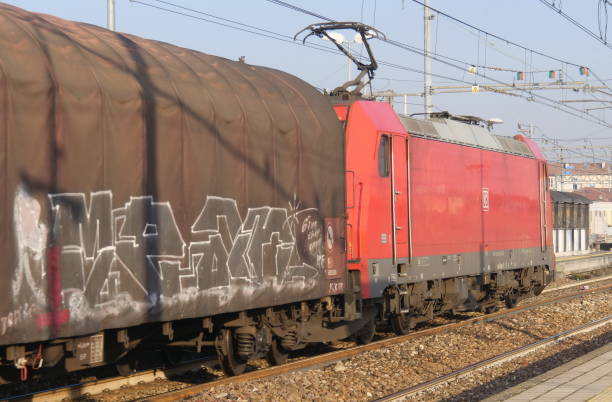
[482, 187, 490, 211]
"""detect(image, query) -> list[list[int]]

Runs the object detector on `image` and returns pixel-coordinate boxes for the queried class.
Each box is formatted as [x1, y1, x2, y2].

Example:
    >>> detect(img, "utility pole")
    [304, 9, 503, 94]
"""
[423, 0, 433, 116]
[108, 0, 116, 31]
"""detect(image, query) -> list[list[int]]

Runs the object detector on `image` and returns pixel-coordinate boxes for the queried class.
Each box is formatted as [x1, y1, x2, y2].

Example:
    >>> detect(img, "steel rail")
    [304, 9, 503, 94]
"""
[9, 282, 611, 402]
[7, 358, 213, 402]
[139, 283, 612, 402]
[375, 314, 612, 401]
[542, 274, 612, 293]
[555, 251, 612, 262]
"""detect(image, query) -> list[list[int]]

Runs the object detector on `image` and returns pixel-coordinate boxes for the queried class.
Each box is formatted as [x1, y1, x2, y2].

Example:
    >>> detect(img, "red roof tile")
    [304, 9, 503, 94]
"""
[547, 162, 612, 176]
[574, 187, 612, 202]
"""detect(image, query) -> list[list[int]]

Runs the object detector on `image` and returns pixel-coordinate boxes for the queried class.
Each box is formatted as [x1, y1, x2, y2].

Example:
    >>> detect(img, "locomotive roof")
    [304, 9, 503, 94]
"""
[397, 115, 535, 158]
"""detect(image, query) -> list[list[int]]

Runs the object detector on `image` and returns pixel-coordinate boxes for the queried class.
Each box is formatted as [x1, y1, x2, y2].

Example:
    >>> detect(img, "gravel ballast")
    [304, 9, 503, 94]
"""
[186, 292, 612, 402]
[74, 281, 612, 401]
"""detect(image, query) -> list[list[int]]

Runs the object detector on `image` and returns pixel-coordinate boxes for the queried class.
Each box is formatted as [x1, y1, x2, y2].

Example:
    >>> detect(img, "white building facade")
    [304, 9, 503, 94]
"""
[574, 188, 612, 246]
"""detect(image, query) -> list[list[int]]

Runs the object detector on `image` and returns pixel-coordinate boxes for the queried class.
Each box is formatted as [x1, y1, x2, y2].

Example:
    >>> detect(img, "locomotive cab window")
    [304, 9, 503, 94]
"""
[378, 134, 390, 177]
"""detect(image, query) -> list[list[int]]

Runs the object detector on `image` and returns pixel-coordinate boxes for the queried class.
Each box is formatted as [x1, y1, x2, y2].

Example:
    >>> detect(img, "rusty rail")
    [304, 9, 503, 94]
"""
[9, 283, 611, 402]
[375, 314, 612, 401]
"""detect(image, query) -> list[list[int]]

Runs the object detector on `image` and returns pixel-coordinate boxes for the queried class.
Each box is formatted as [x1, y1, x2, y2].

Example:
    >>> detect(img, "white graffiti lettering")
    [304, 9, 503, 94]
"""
[9, 189, 325, 333]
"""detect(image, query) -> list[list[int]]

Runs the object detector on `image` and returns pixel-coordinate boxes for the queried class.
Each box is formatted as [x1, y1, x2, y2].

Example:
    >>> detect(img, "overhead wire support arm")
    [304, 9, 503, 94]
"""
[407, 0, 612, 96]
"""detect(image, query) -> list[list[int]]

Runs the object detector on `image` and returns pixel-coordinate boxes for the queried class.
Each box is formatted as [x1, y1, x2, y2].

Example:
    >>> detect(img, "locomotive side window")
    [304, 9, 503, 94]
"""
[378, 135, 390, 177]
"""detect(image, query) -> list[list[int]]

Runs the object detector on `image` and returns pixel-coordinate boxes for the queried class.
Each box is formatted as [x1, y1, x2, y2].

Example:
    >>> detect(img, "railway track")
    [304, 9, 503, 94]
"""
[9, 278, 612, 402]
[4, 358, 214, 402]
[541, 273, 612, 293]
[374, 314, 612, 401]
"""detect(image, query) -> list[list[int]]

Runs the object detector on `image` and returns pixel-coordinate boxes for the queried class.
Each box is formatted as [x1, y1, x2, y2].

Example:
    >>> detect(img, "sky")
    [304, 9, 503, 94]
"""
[5, 0, 612, 162]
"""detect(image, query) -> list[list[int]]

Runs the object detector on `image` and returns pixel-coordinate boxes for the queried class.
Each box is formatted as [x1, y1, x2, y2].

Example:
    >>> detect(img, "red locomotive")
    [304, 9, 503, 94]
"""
[341, 102, 553, 336]
[0, 5, 553, 381]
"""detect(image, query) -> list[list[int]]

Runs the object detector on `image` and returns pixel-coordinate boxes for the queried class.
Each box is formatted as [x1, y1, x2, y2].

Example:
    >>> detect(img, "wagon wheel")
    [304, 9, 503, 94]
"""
[391, 313, 415, 336]
[504, 292, 519, 309]
[484, 304, 500, 314]
[266, 337, 288, 366]
[354, 317, 376, 345]
[216, 329, 246, 376]
[115, 354, 137, 376]
[0, 367, 18, 384]
[533, 285, 545, 296]
[163, 348, 185, 368]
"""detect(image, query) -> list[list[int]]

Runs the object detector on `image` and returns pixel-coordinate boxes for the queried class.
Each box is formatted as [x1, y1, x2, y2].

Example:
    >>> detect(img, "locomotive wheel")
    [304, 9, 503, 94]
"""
[266, 337, 288, 366]
[391, 313, 415, 336]
[354, 318, 376, 345]
[216, 329, 246, 376]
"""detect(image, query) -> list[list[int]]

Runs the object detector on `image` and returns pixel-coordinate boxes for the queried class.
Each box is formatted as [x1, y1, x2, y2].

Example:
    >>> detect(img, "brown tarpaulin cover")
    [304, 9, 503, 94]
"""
[0, 3, 345, 345]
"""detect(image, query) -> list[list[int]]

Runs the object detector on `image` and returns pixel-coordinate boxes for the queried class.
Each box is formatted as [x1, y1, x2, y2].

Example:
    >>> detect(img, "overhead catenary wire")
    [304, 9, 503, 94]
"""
[128, 0, 340, 55]
[532, 136, 612, 141]
[410, 0, 612, 94]
[375, 58, 611, 129]
[442, 13, 609, 108]
[260, 0, 612, 120]
[534, 127, 612, 163]
[441, 14, 611, 109]
[539, 0, 612, 49]
[599, 0, 609, 43]
[262, 0, 583, 72]
[409, 0, 589, 67]
[142, 1, 590, 88]
[265, 0, 611, 96]
[378, 38, 612, 128]
[262, 0, 333, 22]
[130, 0, 612, 128]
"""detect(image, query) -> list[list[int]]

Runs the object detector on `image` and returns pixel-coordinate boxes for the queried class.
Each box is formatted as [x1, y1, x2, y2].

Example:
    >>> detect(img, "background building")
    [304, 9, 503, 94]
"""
[574, 188, 612, 248]
[551, 191, 591, 256]
[548, 163, 612, 192]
